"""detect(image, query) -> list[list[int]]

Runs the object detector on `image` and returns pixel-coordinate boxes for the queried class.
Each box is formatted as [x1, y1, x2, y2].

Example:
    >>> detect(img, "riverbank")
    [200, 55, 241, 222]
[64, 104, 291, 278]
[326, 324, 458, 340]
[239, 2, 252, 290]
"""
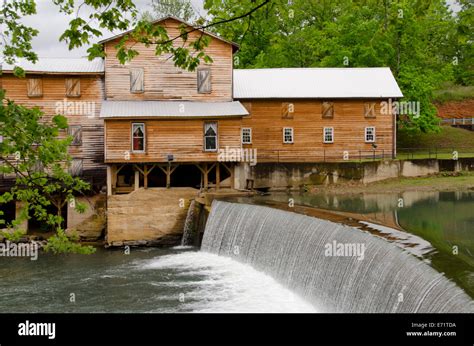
[309, 171, 474, 194]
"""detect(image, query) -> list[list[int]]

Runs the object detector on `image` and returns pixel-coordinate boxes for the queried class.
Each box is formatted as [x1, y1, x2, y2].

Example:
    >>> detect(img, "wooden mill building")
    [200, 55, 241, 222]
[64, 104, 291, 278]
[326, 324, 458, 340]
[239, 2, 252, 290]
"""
[0, 16, 403, 234]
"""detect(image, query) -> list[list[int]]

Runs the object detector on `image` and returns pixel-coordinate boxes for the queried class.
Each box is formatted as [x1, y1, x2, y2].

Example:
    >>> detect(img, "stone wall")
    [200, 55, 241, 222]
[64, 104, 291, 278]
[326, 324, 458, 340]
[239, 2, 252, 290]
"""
[106, 187, 198, 246]
[234, 157, 474, 190]
[67, 194, 107, 241]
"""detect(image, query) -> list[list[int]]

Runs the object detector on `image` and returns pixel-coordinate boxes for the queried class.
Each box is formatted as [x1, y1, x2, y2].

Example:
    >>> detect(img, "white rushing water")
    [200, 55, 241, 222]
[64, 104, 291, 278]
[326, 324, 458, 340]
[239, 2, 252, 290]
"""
[201, 201, 474, 313]
[138, 251, 316, 313]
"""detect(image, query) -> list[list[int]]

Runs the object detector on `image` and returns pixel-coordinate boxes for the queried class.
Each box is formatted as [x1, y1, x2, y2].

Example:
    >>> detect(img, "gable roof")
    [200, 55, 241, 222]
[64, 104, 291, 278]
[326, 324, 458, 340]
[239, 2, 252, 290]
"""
[98, 15, 239, 52]
[233, 67, 403, 99]
[100, 100, 249, 119]
[1, 57, 104, 75]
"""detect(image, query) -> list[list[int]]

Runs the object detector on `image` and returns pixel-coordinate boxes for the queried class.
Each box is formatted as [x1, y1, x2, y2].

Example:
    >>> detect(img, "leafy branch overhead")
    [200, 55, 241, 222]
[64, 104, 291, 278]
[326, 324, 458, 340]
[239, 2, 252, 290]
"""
[0, 90, 94, 254]
[1, 0, 271, 73]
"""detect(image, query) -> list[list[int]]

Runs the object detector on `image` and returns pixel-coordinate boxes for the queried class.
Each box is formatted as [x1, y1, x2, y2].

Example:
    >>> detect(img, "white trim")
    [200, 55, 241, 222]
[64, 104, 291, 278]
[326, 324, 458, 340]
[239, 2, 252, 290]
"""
[241, 127, 252, 144]
[131, 122, 146, 153]
[283, 127, 294, 144]
[365, 126, 376, 143]
[323, 127, 334, 143]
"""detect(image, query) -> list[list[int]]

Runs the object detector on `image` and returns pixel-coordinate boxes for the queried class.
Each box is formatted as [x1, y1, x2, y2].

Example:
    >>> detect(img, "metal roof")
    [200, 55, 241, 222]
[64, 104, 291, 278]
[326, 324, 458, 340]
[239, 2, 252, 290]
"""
[100, 101, 249, 118]
[98, 15, 239, 52]
[1, 58, 104, 74]
[233, 67, 403, 99]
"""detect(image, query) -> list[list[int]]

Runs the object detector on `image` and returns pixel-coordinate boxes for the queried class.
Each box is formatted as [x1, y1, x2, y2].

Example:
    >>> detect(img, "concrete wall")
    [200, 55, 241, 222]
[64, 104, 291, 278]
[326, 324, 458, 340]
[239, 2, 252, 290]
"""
[235, 158, 474, 190]
[106, 187, 198, 246]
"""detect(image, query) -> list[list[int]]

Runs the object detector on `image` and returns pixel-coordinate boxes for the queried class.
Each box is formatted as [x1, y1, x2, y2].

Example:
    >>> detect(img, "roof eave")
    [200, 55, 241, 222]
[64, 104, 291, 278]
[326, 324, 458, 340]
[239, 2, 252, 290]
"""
[98, 15, 239, 52]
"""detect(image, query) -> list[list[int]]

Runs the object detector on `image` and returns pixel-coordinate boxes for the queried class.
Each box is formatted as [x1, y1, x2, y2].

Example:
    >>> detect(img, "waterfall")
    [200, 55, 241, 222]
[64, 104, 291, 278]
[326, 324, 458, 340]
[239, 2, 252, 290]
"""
[201, 201, 474, 313]
[181, 200, 196, 246]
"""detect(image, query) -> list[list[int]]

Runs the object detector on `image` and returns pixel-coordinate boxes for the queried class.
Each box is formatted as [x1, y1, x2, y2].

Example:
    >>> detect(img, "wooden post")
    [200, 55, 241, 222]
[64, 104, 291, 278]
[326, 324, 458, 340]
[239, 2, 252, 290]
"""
[106, 165, 112, 196]
[203, 163, 208, 190]
[216, 162, 220, 190]
[166, 163, 171, 188]
[230, 164, 234, 190]
[134, 169, 140, 191]
[144, 165, 148, 189]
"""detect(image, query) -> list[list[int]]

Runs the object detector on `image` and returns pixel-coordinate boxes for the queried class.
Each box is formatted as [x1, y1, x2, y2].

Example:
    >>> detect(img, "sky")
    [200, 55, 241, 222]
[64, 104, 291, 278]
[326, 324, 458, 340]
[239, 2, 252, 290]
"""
[12, 0, 206, 58]
[3, 0, 463, 60]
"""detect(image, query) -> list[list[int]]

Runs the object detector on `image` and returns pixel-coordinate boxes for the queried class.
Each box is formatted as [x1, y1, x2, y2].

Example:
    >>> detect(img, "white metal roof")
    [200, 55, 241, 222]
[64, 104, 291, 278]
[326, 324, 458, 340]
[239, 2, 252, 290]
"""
[233, 67, 403, 99]
[1, 57, 104, 74]
[100, 101, 249, 118]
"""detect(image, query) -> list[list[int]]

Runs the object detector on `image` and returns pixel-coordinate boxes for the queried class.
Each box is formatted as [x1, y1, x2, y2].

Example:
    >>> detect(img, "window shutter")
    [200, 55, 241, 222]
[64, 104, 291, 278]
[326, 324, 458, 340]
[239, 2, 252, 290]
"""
[130, 68, 144, 93]
[27, 78, 43, 97]
[65, 78, 81, 97]
[281, 102, 294, 119]
[69, 159, 83, 177]
[68, 125, 82, 145]
[364, 102, 376, 118]
[322, 102, 334, 118]
[197, 69, 211, 93]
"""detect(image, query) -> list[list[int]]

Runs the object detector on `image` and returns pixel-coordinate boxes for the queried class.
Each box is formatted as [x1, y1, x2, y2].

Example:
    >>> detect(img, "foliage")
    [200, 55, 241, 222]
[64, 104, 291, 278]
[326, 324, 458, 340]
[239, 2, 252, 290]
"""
[1, 0, 268, 74]
[0, 90, 93, 254]
[1, 229, 27, 243]
[148, 0, 196, 22]
[207, 0, 470, 133]
[43, 229, 96, 255]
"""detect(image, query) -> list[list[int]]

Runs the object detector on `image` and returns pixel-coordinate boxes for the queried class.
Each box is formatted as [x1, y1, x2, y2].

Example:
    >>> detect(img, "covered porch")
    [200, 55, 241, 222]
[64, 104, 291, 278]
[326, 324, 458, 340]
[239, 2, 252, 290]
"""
[106, 162, 235, 195]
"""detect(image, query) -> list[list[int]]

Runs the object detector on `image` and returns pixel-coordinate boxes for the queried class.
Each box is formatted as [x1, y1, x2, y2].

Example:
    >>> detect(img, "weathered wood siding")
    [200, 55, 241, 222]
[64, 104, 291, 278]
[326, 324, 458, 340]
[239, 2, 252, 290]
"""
[1, 74, 106, 186]
[104, 18, 233, 101]
[104, 118, 241, 163]
[239, 99, 394, 162]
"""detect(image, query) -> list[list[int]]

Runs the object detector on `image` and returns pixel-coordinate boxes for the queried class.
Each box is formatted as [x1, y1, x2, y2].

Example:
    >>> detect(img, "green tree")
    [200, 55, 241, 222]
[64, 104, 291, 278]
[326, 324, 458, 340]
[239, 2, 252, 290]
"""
[149, 0, 196, 22]
[208, 0, 462, 133]
[0, 90, 94, 254]
[1, 0, 270, 75]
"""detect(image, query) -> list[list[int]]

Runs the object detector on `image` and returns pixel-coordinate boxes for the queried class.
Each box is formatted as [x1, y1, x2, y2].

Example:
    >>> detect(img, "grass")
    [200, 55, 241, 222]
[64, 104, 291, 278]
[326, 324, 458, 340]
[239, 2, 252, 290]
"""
[433, 83, 474, 103]
[397, 126, 474, 150]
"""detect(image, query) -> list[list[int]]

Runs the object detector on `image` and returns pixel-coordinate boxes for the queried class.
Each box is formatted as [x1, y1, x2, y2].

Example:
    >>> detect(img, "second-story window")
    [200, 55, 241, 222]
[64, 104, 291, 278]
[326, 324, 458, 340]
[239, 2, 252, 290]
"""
[242, 128, 252, 144]
[130, 68, 144, 93]
[132, 123, 145, 152]
[197, 68, 211, 94]
[65, 78, 81, 97]
[365, 127, 376, 143]
[324, 127, 334, 143]
[204, 122, 218, 151]
[68, 125, 82, 145]
[27, 78, 43, 97]
[283, 127, 294, 144]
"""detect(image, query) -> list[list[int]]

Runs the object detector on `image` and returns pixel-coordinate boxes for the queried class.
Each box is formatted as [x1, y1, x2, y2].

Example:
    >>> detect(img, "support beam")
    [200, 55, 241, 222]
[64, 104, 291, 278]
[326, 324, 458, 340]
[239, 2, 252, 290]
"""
[216, 162, 220, 190]
[107, 166, 112, 196]
[144, 165, 148, 189]
[134, 170, 140, 191]
[166, 164, 171, 189]
[203, 163, 208, 190]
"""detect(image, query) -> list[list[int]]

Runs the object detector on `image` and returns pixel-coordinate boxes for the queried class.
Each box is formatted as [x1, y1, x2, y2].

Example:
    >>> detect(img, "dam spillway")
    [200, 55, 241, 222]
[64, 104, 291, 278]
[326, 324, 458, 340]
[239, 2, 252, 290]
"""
[201, 201, 474, 313]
